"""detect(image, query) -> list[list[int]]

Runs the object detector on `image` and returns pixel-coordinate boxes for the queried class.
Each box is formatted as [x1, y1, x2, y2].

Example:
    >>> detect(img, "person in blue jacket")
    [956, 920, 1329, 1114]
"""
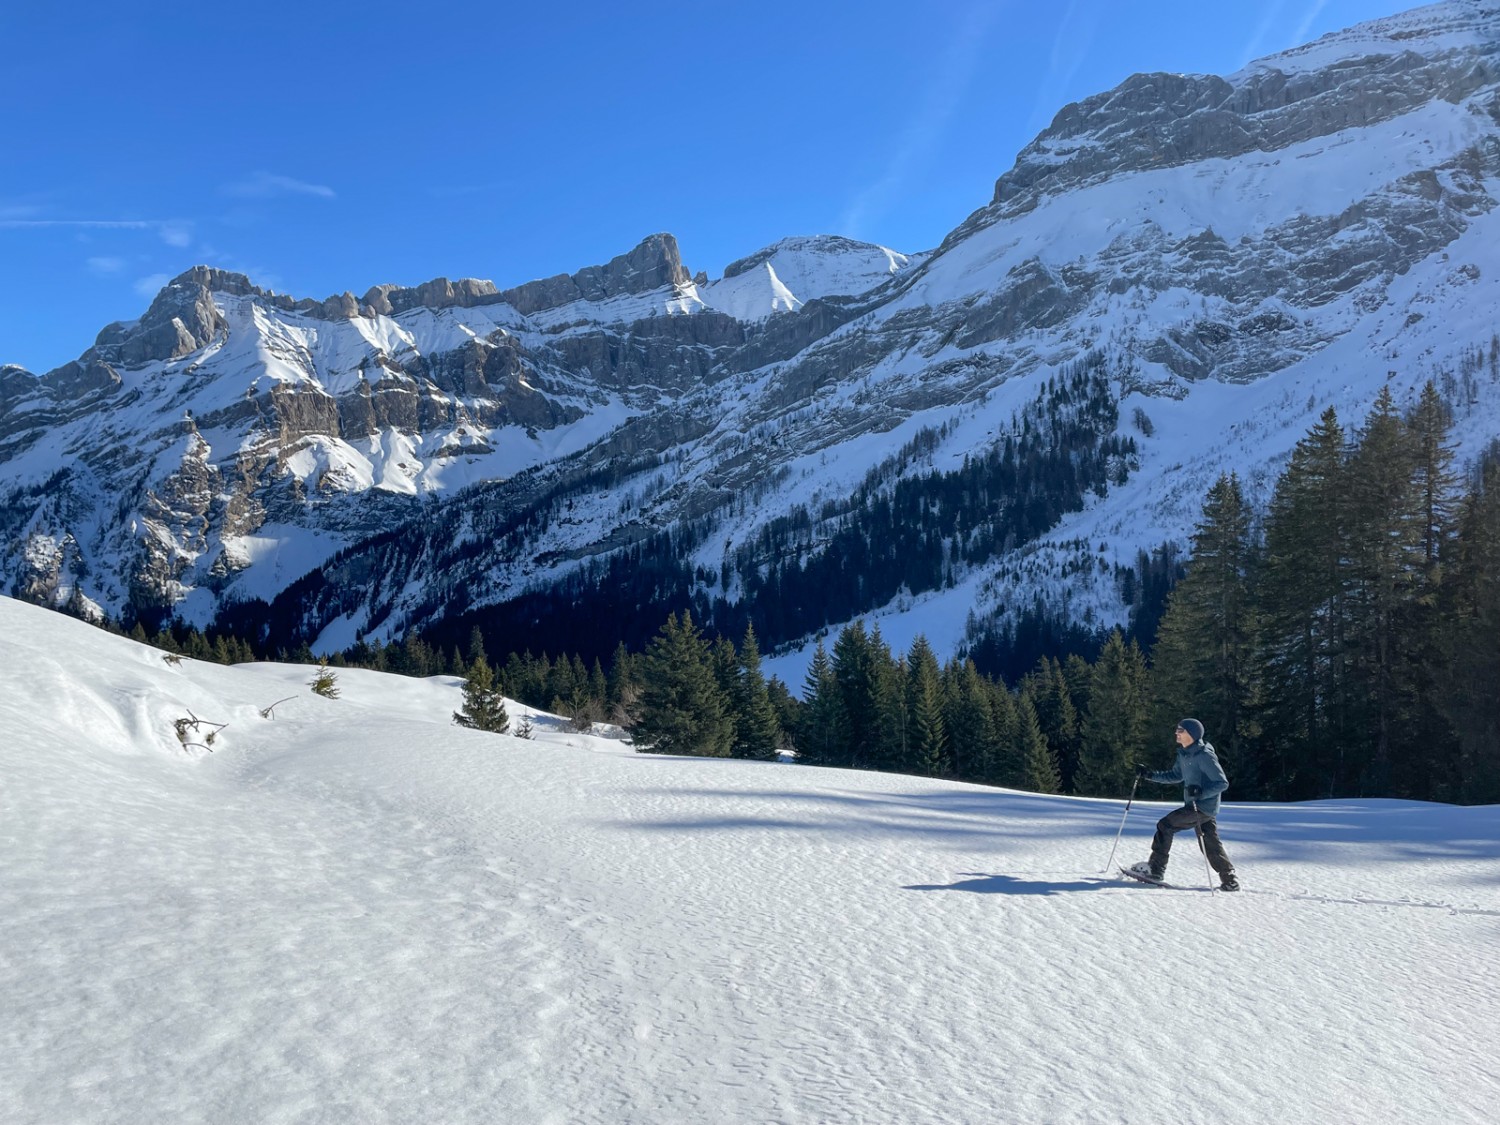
[1128, 718, 1240, 891]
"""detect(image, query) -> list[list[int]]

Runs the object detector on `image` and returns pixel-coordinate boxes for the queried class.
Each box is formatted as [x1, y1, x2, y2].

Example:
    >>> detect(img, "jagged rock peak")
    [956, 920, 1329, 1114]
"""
[355, 234, 691, 318]
[496, 233, 692, 316]
[980, 0, 1500, 223]
[85, 265, 234, 369]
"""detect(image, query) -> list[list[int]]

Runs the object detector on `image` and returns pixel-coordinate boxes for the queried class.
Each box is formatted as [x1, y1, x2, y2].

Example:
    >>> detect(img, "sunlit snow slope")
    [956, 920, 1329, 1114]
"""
[1, 596, 1497, 1123]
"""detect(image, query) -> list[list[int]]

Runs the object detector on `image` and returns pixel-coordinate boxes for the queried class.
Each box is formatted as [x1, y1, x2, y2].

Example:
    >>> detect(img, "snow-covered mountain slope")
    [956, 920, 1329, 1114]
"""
[4, 1, 1500, 664]
[0, 230, 914, 621]
[2, 595, 1497, 1123]
[697, 234, 918, 319]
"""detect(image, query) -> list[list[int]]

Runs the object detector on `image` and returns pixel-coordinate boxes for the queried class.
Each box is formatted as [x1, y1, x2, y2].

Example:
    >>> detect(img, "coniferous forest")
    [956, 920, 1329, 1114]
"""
[103, 380, 1500, 805]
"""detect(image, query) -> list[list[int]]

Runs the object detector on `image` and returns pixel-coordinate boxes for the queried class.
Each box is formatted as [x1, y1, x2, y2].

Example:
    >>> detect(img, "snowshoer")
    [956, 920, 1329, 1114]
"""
[1127, 719, 1240, 891]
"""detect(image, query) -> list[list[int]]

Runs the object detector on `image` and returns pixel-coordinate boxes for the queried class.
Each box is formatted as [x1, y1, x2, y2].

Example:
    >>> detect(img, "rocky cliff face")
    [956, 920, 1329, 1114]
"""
[0, 230, 905, 620]
[4, 1, 1500, 660]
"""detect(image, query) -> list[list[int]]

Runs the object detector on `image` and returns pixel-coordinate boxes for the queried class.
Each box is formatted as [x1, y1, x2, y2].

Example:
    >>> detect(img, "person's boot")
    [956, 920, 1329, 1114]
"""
[1219, 872, 1241, 892]
[1127, 862, 1165, 884]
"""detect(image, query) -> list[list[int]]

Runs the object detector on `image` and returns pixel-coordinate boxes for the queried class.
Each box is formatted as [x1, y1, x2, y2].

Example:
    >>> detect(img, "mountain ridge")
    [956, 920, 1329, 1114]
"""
[4, 0, 1500, 671]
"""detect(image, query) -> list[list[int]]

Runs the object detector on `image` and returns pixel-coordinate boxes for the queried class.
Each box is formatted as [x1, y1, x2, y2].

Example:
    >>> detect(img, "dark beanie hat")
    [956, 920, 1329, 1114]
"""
[1179, 718, 1205, 742]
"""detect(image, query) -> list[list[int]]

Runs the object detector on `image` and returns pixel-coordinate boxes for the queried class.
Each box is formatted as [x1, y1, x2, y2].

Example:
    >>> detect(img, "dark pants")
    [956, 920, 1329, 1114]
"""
[1151, 806, 1234, 876]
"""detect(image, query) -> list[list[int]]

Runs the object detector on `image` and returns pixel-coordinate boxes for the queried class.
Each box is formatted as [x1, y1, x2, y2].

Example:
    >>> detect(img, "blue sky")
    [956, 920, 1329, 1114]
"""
[2, 0, 1415, 374]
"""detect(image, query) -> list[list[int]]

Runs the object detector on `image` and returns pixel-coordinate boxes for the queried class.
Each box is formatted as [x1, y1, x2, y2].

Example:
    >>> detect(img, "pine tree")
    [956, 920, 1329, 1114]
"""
[1397, 382, 1464, 797]
[732, 625, 781, 761]
[467, 626, 488, 669]
[1438, 453, 1500, 802]
[1408, 382, 1460, 570]
[453, 653, 510, 733]
[633, 613, 733, 757]
[1256, 408, 1352, 798]
[1344, 387, 1427, 793]
[607, 642, 642, 728]
[1074, 631, 1151, 796]
[988, 675, 1022, 787]
[942, 658, 998, 782]
[710, 635, 742, 751]
[399, 632, 433, 678]
[797, 640, 845, 767]
[832, 622, 880, 769]
[309, 660, 341, 699]
[1016, 693, 1061, 794]
[1025, 658, 1080, 792]
[905, 637, 946, 776]
[1149, 473, 1258, 789]
[767, 677, 801, 754]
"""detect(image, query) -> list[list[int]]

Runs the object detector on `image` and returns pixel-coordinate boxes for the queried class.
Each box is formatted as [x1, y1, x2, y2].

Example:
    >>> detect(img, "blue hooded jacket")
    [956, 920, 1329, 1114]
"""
[1147, 739, 1229, 817]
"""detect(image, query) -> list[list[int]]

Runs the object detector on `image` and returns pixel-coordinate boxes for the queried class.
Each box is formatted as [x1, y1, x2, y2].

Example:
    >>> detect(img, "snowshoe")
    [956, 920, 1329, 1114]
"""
[1122, 862, 1166, 885]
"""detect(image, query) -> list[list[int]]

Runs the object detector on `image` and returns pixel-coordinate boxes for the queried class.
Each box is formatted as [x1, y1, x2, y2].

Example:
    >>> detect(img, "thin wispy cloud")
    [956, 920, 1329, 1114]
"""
[1026, 0, 1106, 137]
[1292, 0, 1332, 50]
[1, 219, 157, 231]
[1, 217, 195, 249]
[86, 256, 126, 276]
[840, 3, 1003, 240]
[1241, 0, 1290, 67]
[223, 171, 336, 200]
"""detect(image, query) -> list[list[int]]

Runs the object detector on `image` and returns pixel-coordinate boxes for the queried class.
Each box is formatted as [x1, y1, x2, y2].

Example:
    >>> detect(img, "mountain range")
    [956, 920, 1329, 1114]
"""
[4, 0, 1500, 671]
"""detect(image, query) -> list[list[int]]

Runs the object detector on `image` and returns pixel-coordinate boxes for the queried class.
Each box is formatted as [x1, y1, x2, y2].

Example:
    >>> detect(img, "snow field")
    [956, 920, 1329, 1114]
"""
[2, 596, 1497, 1123]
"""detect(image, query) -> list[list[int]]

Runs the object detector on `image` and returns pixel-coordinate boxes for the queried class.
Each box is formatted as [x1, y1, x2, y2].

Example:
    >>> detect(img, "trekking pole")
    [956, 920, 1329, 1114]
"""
[1102, 777, 1140, 874]
[1190, 798, 1216, 893]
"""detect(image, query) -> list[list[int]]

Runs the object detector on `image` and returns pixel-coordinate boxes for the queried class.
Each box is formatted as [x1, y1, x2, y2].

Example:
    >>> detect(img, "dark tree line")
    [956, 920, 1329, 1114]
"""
[86, 368, 1498, 804]
[1146, 383, 1500, 803]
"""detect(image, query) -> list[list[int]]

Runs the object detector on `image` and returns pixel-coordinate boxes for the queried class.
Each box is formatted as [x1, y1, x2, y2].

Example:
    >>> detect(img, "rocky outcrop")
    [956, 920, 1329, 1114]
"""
[497, 233, 691, 316]
[364, 277, 502, 317]
[92, 268, 231, 367]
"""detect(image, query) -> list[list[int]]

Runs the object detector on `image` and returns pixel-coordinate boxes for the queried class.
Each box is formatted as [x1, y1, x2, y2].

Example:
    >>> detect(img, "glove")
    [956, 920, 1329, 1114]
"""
[1135, 763, 1152, 779]
[1186, 785, 1203, 799]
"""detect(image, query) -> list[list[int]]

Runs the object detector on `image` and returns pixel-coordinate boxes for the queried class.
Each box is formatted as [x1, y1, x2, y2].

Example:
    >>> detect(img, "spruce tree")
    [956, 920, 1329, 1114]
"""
[905, 637, 946, 777]
[309, 660, 341, 699]
[1438, 454, 1500, 802]
[1345, 387, 1427, 793]
[1016, 693, 1061, 794]
[467, 626, 488, 669]
[1074, 631, 1151, 796]
[607, 642, 642, 728]
[1408, 382, 1460, 570]
[988, 675, 1022, 788]
[711, 636, 743, 751]
[1256, 408, 1352, 798]
[797, 640, 844, 767]
[1025, 658, 1080, 792]
[454, 653, 510, 733]
[767, 677, 801, 754]
[733, 625, 782, 761]
[633, 613, 733, 756]
[832, 622, 880, 769]
[942, 658, 999, 783]
[1148, 473, 1258, 789]
[1398, 382, 1464, 797]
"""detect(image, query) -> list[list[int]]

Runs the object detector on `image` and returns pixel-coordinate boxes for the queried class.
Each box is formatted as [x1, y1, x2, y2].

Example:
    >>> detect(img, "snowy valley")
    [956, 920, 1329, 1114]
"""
[2, 595, 1497, 1123]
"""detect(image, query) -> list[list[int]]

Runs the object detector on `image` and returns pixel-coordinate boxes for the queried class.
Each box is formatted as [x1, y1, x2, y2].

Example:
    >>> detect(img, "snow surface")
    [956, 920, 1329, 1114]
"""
[3, 595, 1498, 1124]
